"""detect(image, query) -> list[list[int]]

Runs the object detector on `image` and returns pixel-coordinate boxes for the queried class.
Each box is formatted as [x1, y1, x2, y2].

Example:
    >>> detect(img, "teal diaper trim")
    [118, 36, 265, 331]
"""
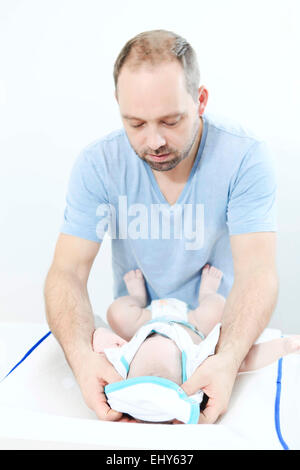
[120, 356, 129, 373]
[187, 402, 200, 424]
[105, 376, 201, 424]
[181, 350, 187, 383]
[105, 376, 181, 394]
[146, 316, 205, 340]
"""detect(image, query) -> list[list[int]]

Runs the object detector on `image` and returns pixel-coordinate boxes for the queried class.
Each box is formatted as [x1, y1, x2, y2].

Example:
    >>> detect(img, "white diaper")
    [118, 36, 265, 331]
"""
[104, 320, 221, 424]
[146, 297, 189, 322]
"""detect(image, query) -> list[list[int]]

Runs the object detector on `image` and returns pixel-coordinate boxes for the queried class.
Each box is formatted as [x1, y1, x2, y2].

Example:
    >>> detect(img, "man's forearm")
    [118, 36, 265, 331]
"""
[44, 266, 96, 376]
[216, 267, 279, 370]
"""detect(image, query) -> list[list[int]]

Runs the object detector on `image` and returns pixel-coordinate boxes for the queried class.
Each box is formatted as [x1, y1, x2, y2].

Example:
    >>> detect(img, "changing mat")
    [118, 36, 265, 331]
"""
[0, 322, 299, 450]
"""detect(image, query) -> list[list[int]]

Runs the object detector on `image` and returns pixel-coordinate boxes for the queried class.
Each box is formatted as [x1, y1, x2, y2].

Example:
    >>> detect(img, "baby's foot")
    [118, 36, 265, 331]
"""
[284, 335, 300, 355]
[199, 264, 223, 300]
[123, 269, 147, 306]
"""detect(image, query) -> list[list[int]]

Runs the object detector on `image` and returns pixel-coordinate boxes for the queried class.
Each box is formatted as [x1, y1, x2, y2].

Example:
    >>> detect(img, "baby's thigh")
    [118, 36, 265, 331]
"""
[187, 298, 223, 337]
[118, 307, 152, 340]
[107, 298, 151, 340]
[187, 308, 202, 330]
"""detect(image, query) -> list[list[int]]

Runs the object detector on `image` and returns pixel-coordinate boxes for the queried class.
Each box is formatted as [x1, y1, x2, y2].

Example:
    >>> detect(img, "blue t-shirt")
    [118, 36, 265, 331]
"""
[60, 113, 277, 309]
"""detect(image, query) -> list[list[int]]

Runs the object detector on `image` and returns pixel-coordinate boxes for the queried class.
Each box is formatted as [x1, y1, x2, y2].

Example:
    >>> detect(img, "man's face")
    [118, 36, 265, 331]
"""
[116, 61, 204, 171]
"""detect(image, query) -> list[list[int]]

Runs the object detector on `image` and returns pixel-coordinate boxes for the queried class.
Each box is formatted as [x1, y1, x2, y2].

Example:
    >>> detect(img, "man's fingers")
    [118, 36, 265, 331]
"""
[92, 386, 123, 421]
[95, 404, 123, 421]
[181, 370, 207, 396]
[100, 355, 123, 384]
[181, 380, 197, 396]
[118, 416, 139, 423]
[198, 399, 223, 424]
[88, 369, 123, 421]
[106, 370, 123, 384]
[97, 355, 123, 385]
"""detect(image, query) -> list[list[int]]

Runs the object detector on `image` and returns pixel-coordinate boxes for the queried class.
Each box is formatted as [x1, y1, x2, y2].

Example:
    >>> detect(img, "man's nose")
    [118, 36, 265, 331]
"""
[145, 128, 166, 152]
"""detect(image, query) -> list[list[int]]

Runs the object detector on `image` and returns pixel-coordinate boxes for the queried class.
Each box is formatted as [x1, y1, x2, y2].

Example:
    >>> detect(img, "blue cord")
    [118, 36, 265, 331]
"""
[274, 357, 289, 450]
[1, 331, 52, 382]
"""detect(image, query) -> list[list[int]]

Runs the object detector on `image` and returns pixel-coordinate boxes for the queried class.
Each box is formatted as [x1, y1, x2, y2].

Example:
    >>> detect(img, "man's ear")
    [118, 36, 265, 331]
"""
[198, 86, 209, 116]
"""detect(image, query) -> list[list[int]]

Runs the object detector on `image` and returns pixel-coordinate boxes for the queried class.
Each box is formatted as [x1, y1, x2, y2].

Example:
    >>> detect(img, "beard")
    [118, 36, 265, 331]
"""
[132, 117, 201, 172]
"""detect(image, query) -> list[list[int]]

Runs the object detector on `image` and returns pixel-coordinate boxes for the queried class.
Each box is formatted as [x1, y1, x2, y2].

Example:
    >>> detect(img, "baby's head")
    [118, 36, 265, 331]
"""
[104, 331, 207, 424]
[127, 333, 182, 385]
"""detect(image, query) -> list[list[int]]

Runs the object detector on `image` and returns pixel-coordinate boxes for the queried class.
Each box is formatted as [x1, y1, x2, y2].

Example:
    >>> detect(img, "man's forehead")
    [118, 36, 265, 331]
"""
[117, 61, 186, 100]
[122, 111, 185, 121]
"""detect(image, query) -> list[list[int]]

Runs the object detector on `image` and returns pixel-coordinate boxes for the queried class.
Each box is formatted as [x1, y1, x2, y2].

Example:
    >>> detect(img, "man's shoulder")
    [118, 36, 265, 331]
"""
[82, 128, 129, 156]
[203, 113, 273, 177]
[74, 128, 132, 175]
[205, 112, 263, 145]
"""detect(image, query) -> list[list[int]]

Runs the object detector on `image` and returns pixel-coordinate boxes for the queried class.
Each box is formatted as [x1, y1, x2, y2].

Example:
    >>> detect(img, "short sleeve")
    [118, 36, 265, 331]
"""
[226, 141, 277, 235]
[60, 150, 111, 243]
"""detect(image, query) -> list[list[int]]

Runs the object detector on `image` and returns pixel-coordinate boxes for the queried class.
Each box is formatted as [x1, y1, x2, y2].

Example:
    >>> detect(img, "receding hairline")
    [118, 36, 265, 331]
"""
[115, 31, 182, 89]
[113, 29, 200, 102]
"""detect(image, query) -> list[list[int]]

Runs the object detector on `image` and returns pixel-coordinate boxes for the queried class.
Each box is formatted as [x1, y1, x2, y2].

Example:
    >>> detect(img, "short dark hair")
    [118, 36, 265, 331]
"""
[113, 29, 200, 102]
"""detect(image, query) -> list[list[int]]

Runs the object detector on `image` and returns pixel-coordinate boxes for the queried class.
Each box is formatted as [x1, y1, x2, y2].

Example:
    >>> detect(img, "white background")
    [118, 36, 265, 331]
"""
[0, 0, 299, 333]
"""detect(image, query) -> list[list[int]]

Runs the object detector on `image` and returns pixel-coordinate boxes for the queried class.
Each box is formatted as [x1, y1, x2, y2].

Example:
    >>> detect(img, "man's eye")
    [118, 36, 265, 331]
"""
[164, 121, 178, 126]
[131, 123, 144, 128]
[131, 120, 179, 128]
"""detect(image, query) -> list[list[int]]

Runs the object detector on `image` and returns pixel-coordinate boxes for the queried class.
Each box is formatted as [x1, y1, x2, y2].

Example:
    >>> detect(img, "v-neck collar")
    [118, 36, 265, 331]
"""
[143, 115, 208, 209]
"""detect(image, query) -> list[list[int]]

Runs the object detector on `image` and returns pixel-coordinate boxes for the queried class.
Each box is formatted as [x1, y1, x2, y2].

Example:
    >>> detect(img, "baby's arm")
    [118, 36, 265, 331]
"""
[92, 327, 127, 353]
[238, 335, 300, 372]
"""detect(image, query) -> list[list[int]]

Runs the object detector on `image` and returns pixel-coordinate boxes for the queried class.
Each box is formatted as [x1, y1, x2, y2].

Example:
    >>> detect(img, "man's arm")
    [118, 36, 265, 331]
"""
[182, 231, 279, 423]
[44, 233, 123, 420]
[216, 231, 279, 367]
[44, 233, 99, 365]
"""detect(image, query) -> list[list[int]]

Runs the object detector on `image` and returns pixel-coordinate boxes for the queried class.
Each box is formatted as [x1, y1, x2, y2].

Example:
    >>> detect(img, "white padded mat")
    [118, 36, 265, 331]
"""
[0, 322, 299, 450]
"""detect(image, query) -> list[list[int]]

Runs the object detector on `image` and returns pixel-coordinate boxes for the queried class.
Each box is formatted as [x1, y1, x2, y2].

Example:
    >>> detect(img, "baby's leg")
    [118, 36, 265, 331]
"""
[106, 269, 151, 341]
[188, 264, 225, 337]
[239, 335, 300, 372]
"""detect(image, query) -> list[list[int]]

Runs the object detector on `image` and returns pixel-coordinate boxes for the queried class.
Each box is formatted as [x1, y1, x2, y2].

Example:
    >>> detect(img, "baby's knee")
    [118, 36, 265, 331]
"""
[106, 299, 123, 328]
[214, 293, 226, 307]
[212, 293, 226, 316]
[201, 292, 226, 319]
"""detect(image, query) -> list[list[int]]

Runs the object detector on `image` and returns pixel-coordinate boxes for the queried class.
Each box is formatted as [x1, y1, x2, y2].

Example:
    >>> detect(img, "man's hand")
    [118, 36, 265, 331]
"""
[75, 350, 124, 421]
[181, 352, 239, 424]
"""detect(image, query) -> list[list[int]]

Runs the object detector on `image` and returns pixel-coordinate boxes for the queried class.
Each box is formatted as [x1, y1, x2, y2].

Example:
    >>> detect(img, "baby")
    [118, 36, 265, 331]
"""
[94, 265, 226, 384]
[93, 264, 300, 423]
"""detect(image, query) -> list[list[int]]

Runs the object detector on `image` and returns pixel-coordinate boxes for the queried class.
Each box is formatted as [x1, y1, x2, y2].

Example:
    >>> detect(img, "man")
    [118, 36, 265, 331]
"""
[44, 30, 279, 424]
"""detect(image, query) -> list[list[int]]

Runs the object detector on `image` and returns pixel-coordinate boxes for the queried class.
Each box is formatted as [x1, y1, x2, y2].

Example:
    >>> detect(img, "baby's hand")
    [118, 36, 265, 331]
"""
[285, 335, 300, 355]
[93, 327, 128, 353]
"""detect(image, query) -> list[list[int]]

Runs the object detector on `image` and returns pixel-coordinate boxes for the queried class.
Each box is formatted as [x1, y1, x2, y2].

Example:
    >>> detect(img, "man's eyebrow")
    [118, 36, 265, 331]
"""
[122, 112, 185, 121]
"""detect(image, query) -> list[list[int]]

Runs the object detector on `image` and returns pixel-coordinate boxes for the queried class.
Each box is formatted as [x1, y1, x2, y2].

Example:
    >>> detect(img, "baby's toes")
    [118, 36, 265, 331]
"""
[208, 266, 222, 277]
[135, 269, 144, 279]
[123, 270, 135, 281]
